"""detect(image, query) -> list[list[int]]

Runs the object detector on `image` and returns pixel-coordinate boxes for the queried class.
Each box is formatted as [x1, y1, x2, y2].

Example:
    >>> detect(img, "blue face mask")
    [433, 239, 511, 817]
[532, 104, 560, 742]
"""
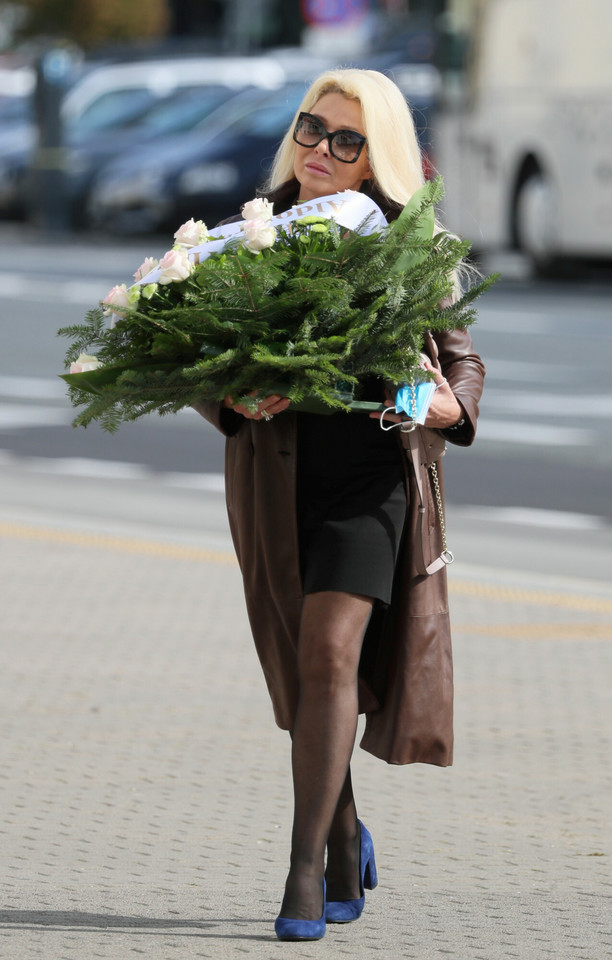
[379, 381, 437, 431]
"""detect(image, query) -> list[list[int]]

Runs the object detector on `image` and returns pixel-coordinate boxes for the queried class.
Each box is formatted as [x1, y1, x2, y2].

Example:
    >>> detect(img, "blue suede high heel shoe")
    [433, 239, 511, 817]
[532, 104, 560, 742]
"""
[274, 880, 326, 941]
[325, 820, 378, 923]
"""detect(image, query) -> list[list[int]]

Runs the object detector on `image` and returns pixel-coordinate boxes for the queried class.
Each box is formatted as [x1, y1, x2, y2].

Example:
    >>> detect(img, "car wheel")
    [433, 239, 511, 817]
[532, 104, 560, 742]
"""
[514, 171, 558, 273]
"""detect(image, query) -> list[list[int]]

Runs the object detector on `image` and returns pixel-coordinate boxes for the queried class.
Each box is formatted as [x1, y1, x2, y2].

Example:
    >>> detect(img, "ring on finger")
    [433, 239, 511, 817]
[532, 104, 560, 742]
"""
[261, 410, 273, 421]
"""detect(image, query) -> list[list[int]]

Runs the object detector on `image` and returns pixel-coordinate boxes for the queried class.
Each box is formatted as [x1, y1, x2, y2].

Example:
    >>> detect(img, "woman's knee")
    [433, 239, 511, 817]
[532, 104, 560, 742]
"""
[297, 591, 373, 687]
[297, 631, 360, 689]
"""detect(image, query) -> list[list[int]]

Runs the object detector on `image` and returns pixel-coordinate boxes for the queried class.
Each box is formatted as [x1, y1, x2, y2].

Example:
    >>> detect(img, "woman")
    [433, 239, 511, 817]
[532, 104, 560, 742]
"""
[194, 68, 485, 941]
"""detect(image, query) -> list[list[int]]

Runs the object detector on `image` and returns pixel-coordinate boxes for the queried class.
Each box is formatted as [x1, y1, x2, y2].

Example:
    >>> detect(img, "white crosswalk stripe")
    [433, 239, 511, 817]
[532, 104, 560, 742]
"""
[0, 273, 107, 304]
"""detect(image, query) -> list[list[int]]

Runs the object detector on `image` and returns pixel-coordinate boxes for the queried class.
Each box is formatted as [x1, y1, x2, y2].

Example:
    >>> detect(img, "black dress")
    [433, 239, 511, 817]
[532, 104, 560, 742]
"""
[296, 385, 407, 605]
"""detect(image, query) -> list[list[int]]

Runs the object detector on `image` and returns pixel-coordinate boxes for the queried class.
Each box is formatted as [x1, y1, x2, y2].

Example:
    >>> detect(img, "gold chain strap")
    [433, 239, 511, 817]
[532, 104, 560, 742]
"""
[429, 460, 454, 563]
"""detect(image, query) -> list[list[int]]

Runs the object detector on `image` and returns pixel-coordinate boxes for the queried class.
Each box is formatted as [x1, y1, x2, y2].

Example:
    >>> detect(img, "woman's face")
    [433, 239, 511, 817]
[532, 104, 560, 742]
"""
[294, 92, 372, 202]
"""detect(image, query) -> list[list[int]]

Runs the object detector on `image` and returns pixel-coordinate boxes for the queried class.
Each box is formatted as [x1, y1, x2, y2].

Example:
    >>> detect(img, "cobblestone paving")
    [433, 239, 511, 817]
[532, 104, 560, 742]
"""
[1, 522, 611, 959]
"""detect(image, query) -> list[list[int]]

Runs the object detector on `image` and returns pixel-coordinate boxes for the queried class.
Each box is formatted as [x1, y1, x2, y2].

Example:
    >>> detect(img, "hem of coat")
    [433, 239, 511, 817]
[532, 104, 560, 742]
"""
[358, 728, 454, 767]
[268, 704, 454, 767]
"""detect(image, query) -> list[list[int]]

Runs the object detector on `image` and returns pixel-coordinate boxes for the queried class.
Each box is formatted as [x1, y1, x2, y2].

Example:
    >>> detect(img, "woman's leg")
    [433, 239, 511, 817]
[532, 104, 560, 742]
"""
[279, 590, 373, 920]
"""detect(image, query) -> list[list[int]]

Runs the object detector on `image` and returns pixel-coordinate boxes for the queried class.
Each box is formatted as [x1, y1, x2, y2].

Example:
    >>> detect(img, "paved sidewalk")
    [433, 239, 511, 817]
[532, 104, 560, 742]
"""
[1, 517, 611, 959]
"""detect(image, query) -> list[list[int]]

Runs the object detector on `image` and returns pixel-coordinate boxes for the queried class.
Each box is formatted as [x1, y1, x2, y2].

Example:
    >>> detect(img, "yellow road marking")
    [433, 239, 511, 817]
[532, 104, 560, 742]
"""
[450, 578, 612, 614]
[1, 521, 611, 616]
[454, 622, 612, 640]
[0, 521, 238, 566]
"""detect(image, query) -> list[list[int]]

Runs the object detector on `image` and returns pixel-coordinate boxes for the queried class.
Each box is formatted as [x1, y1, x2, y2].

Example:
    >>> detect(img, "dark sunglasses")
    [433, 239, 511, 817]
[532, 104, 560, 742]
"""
[293, 111, 367, 164]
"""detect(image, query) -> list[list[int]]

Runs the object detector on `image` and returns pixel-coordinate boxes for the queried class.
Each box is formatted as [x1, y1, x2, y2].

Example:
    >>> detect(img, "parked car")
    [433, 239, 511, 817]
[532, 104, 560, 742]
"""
[63, 83, 257, 226]
[87, 82, 308, 233]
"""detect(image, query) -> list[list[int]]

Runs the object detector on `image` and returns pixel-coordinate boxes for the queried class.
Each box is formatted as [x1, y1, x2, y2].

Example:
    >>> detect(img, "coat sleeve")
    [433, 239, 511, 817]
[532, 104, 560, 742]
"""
[432, 327, 485, 447]
[191, 400, 244, 437]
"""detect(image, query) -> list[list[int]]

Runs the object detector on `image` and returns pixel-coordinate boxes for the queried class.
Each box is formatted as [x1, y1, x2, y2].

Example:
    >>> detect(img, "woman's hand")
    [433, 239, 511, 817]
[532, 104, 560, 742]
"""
[422, 360, 463, 429]
[223, 391, 290, 421]
[368, 360, 463, 430]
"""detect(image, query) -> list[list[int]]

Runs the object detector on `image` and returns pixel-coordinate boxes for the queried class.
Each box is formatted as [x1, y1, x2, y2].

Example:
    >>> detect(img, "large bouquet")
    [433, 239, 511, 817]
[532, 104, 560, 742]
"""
[59, 177, 495, 432]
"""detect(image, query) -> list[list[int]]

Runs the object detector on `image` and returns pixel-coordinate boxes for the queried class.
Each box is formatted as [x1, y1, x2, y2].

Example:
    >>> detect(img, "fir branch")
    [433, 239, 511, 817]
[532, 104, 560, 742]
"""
[60, 181, 495, 431]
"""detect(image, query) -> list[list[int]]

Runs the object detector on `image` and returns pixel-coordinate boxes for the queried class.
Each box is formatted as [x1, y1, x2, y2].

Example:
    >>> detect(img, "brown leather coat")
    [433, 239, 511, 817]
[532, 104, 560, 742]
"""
[195, 179, 484, 764]
[194, 325, 484, 766]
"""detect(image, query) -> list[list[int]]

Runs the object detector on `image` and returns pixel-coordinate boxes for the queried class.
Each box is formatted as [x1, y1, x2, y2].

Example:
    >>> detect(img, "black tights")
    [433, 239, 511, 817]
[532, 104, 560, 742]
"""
[279, 590, 373, 921]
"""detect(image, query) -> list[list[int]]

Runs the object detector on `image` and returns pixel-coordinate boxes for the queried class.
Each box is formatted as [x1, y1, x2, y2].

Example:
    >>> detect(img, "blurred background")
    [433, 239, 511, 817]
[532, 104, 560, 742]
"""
[1, 0, 611, 584]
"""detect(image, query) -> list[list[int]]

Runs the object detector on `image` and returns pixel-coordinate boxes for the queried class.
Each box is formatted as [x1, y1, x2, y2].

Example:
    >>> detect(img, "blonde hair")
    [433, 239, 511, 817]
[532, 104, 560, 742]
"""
[267, 68, 425, 207]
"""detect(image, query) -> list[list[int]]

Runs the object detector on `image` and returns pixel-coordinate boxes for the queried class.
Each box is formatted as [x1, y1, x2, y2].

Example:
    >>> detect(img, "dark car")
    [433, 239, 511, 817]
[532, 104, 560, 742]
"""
[87, 82, 309, 233]
[63, 83, 257, 226]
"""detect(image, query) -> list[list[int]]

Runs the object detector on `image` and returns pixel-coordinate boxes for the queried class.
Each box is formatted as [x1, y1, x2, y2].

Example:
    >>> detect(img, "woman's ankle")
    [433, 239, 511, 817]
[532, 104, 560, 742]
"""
[325, 824, 361, 901]
[280, 864, 325, 920]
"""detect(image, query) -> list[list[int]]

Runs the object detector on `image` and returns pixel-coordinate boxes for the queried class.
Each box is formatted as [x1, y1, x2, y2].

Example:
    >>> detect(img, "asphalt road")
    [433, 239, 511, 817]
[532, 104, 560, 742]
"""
[1, 226, 611, 584]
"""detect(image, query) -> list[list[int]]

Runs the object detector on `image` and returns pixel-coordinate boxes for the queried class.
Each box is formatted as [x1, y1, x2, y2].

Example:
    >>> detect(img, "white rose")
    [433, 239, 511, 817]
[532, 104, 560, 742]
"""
[133, 256, 159, 281]
[242, 197, 273, 221]
[158, 247, 193, 284]
[70, 353, 101, 374]
[242, 218, 277, 253]
[102, 283, 130, 316]
[173, 218, 209, 247]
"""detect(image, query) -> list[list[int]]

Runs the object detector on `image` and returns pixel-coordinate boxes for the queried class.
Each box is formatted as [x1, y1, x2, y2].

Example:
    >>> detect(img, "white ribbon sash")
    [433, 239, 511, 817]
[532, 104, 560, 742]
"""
[138, 190, 388, 286]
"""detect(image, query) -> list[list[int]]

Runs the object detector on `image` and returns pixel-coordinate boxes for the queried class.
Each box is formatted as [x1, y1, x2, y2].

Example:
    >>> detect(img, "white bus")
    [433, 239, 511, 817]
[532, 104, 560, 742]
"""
[435, 0, 612, 268]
